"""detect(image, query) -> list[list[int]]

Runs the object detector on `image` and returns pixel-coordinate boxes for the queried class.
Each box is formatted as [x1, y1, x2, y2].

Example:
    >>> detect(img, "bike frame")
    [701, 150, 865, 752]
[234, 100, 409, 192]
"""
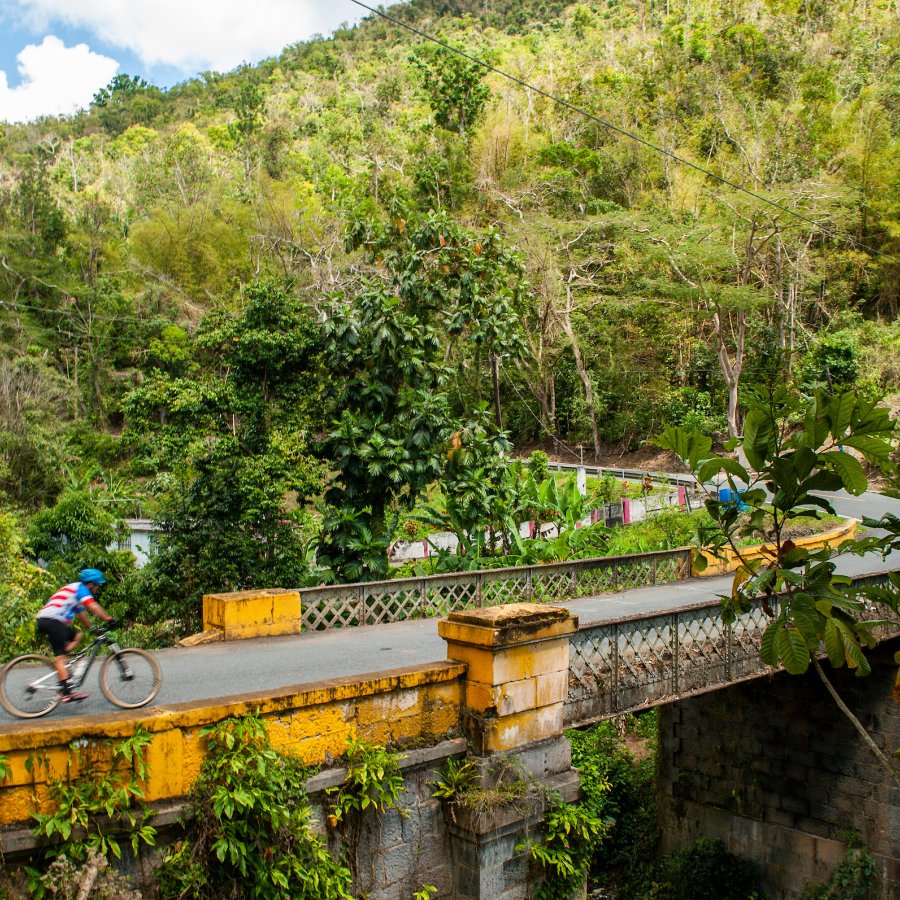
[27, 629, 121, 696]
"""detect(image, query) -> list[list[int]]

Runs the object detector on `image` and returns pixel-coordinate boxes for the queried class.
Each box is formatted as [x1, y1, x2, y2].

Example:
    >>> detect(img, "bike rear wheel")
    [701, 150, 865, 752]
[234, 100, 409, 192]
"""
[0, 654, 62, 718]
[100, 649, 161, 708]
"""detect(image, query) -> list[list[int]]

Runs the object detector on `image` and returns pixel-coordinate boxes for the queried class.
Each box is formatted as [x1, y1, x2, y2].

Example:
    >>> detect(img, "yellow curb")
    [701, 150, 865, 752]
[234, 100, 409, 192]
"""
[692, 518, 859, 577]
[178, 627, 223, 647]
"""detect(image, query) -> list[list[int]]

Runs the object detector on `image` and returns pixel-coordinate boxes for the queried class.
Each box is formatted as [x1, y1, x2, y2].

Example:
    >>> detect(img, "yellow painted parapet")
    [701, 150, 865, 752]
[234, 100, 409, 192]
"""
[0, 661, 464, 828]
[202, 588, 301, 640]
[439, 603, 577, 754]
[692, 518, 859, 577]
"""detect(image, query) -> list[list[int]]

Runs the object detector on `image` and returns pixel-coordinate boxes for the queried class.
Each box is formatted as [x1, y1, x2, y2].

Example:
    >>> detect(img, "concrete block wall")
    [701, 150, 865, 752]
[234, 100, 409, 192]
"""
[306, 739, 466, 899]
[658, 638, 899, 897]
[0, 661, 464, 829]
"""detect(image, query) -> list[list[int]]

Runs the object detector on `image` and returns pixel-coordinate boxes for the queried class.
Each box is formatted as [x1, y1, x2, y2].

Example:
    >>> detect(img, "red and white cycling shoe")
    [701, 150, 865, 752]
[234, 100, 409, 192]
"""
[60, 691, 90, 703]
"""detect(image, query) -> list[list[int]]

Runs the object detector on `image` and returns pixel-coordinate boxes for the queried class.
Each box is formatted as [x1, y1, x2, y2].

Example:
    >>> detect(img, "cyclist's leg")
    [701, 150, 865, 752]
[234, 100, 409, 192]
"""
[36, 619, 87, 698]
[52, 654, 67, 683]
[64, 629, 83, 653]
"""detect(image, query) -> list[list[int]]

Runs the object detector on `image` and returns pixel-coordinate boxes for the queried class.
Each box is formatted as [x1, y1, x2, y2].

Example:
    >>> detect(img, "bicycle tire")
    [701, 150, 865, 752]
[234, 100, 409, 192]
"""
[100, 649, 161, 709]
[0, 654, 62, 718]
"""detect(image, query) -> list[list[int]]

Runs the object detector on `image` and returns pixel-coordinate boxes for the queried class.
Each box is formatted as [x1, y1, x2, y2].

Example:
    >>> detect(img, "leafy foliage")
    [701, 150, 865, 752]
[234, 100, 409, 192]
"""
[0, 511, 54, 661]
[130, 281, 324, 627]
[30, 727, 157, 870]
[318, 208, 528, 581]
[157, 715, 352, 900]
[568, 717, 659, 892]
[646, 838, 765, 900]
[804, 835, 879, 900]
[520, 799, 607, 900]
[322, 735, 407, 890]
[410, 44, 490, 135]
[655, 387, 898, 678]
[325, 735, 406, 825]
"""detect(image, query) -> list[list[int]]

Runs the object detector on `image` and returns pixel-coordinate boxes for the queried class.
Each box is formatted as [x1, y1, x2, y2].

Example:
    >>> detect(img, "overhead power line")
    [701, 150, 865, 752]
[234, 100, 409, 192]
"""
[347, 0, 880, 256]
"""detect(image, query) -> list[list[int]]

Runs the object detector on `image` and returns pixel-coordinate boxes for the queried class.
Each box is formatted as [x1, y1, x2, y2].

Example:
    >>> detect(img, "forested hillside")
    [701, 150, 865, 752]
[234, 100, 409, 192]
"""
[0, 0, 897, 631]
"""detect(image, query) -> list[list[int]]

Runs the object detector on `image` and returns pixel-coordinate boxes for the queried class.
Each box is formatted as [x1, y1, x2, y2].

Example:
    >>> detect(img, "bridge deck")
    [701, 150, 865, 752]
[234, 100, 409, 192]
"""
[2, 548, 896, 732]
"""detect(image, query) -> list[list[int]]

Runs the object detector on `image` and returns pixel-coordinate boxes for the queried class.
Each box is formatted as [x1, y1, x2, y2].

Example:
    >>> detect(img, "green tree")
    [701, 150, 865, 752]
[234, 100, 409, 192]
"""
[412, 407, 516, 563]
[0, 357, 68, 508]
[92, 74, 150, 108]
[318, 208, 527, 581]
[130, 281, 324, 627]
[26, 489, 117, 567]
[0, 510, 54, 661]
[410, 45, 490, 136]
[228, 79, 266, 185]
[656, 386, 899, 783]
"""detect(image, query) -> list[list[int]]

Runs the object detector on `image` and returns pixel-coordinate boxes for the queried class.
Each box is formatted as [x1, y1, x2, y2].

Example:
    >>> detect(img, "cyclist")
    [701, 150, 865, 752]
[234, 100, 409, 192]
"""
[35, 568, 116, 703]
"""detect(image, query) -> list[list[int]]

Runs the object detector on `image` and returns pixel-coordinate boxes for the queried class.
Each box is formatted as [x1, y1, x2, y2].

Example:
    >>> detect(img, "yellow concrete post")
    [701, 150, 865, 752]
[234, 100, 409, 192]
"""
[437, 603, 577, 755]
[202, 588, 301, 640]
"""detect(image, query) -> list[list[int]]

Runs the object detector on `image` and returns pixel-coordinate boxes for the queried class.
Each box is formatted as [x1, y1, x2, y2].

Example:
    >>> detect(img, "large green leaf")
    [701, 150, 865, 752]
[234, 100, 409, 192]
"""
[826, 392, 855, 440]
[851, 397, 895, 436]
[776, 625, 811, 674]
[759, 620, 781, 667]
[653, 425, 712, 470]
[696, 457, 749, 485]
[741, 407, 774, 471]
[836, 620, 872, 676]
[840, 434, 894, 465]
[823, 619, 845, 668]
[821, 451, 867, 495]
[790, 593, 821, 648]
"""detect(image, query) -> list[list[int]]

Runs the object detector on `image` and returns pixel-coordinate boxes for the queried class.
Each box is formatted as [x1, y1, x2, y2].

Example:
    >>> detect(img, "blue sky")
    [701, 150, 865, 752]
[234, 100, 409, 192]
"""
[0, 1, 369, 123]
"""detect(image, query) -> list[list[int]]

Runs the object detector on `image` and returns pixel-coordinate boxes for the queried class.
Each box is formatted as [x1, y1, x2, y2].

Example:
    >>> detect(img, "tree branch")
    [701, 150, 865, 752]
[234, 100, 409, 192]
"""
[812, 657, 900, 788]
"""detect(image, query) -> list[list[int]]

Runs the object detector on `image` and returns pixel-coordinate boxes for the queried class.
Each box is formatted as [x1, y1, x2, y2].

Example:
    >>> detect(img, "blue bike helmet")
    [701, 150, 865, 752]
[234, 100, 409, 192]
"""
[78, 568, 107, 585]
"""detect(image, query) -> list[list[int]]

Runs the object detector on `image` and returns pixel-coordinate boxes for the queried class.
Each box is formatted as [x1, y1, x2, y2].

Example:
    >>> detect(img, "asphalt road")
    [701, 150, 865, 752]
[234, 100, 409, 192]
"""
[2, 490, 897, 730]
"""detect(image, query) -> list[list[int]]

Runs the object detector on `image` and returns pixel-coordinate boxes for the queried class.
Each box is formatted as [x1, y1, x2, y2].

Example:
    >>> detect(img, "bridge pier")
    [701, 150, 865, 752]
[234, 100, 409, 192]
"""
[439, 603, 582, 899]
[657, 638, 899, 898]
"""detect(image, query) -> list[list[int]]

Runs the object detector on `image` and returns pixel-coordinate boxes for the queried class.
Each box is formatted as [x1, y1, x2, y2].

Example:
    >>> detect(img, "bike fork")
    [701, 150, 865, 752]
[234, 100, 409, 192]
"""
[111, 645, 134, 680]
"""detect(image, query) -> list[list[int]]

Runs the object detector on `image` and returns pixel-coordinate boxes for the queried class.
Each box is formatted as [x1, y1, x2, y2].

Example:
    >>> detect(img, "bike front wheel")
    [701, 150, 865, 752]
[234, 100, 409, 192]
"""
[100, 649, 161, 709]
[0, 654, 62, 718]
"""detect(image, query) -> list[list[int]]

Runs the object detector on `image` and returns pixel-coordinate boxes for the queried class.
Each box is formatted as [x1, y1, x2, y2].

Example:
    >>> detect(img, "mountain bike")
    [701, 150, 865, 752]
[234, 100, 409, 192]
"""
[0, 624, 161, 719]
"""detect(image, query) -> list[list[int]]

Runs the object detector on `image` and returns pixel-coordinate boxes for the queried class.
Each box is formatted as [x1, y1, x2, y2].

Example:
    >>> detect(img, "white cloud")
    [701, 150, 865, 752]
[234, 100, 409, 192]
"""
[0, 35, 119, 123]
[13, 0, 363, 73]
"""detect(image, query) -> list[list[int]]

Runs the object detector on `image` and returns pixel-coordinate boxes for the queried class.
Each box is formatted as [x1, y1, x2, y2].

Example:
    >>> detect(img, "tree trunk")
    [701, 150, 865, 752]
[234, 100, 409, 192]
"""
[562, 273, 601, 459]
[491, 353, 503, 430]
[712, 304, 745, 439]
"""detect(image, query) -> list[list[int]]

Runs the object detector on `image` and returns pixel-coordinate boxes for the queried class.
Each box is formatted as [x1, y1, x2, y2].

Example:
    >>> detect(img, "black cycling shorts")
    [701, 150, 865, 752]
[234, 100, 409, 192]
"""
[36, 618, 76, 656]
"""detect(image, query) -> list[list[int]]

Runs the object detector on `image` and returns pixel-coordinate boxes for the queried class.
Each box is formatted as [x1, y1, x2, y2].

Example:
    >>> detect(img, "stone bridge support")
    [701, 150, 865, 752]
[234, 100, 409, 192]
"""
[657, 638, 899, 898]
[438, 603, 581, 900]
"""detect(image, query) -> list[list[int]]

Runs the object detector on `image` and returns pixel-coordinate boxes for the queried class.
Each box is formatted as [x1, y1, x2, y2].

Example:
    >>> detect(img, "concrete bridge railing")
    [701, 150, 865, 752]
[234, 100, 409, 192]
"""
[193, 548, 692, 641]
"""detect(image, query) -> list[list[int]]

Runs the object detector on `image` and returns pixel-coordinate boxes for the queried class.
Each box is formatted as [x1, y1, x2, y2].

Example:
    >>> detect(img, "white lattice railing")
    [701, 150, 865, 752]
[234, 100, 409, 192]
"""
[299, 548, 693, 631]
[564, 575, 899, 727]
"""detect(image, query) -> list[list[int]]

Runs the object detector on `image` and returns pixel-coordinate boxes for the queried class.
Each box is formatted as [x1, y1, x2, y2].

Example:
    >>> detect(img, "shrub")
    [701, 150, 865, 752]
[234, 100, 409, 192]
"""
[649, 837, 765, 899]
[156, 716, 352, 900]
[568, 714, 659, 887]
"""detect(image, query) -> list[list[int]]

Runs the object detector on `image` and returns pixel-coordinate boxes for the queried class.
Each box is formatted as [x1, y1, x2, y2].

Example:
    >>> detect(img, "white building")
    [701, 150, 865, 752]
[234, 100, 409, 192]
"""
[115, 519, 159, 567]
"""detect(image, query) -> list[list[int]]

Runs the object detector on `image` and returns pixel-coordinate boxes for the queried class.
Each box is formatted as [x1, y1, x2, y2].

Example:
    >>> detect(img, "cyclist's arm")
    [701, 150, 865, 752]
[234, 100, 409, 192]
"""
[88, 601, 114, 623]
